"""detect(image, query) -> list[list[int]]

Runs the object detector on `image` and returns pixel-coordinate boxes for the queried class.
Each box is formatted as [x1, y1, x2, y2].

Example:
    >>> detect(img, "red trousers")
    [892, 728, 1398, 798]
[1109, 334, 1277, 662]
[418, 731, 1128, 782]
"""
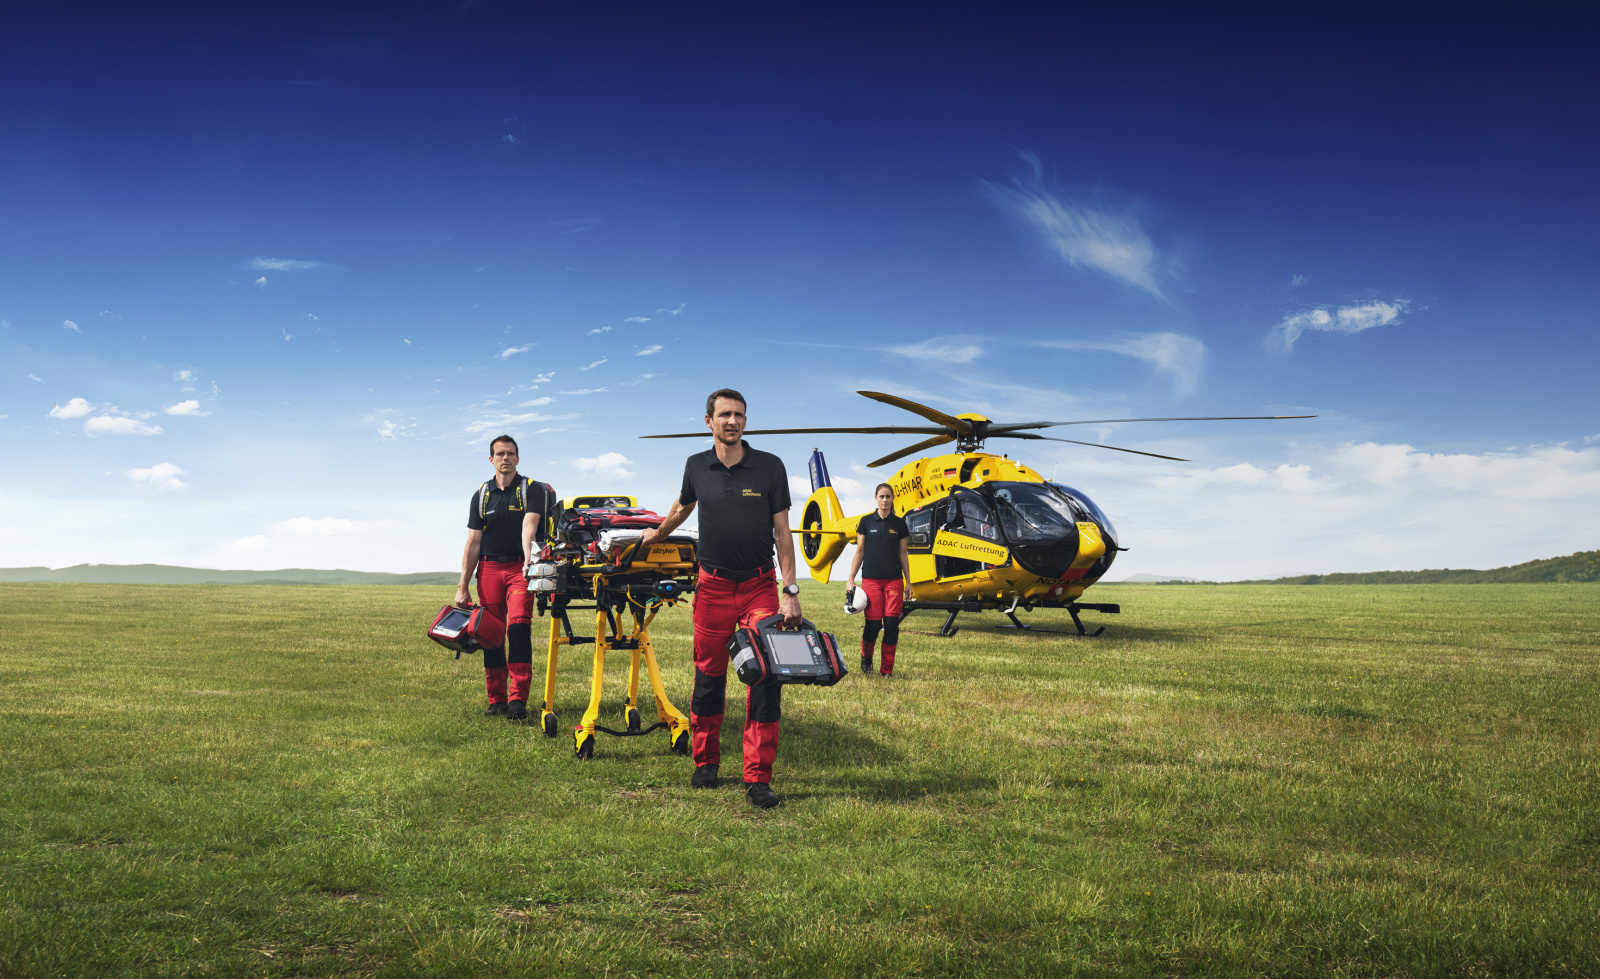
[690, 570, 781, 784]
[860, 577, 904, 676]
[477, 560, 533, 704]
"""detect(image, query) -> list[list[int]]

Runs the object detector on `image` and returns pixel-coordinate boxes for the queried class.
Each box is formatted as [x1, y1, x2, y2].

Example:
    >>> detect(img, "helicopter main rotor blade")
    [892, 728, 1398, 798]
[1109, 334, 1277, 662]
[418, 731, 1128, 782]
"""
[856, 391, 973, 435]
[998, 432, 1190, 461]
[867, 434, 956, 469]
[640, 425, 950, 439]
[987, 414, 1316, 434]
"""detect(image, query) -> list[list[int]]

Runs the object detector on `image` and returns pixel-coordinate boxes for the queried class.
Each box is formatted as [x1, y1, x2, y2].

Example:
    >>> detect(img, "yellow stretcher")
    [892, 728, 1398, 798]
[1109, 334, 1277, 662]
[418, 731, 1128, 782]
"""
[532, 496, 699, 759]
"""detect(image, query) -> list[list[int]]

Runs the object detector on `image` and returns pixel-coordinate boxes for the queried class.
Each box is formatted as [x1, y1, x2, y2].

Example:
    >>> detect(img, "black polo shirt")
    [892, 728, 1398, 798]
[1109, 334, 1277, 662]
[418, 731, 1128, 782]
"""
[468, 476, 550, 563]
[679, 442, 792, 573]
[857, 512, 910, 580]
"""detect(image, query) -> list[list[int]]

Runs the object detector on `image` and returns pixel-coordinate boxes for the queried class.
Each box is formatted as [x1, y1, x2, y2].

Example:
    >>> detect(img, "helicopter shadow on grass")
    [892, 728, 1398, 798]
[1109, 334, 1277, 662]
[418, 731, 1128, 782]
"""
[899, 608, 1202, 645]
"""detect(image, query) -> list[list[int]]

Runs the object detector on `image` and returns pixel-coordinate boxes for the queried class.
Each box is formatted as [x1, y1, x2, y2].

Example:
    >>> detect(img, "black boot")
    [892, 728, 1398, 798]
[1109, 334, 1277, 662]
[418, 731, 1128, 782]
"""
[745, 781, 782, 809]
[690, 764, 720, 789]
[483, 702, 509, 717]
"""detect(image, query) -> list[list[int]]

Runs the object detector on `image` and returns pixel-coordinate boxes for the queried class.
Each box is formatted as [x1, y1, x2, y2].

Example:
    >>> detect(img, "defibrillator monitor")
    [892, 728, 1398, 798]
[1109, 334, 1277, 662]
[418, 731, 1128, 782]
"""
[730, 614, 847, 687]
[427, 604, 505, 657]
[767, 631, 822, 669]
[433, 607, 472, 638]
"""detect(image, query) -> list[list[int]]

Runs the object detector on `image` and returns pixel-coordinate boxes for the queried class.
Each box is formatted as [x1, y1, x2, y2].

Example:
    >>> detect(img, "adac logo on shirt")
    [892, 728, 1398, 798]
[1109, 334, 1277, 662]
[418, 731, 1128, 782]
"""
[741, 488, 762, 498]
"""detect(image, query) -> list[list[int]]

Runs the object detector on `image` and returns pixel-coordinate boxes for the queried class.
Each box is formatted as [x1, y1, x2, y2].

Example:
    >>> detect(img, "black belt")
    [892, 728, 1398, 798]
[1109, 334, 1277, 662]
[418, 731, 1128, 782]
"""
[481, 554, 523, 564]
[699, 563, 774, 583]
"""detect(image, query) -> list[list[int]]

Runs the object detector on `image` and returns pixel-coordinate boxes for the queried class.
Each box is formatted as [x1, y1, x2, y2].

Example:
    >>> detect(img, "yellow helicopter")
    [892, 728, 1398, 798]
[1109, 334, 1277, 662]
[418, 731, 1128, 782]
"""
[647, 391, 1312, 636]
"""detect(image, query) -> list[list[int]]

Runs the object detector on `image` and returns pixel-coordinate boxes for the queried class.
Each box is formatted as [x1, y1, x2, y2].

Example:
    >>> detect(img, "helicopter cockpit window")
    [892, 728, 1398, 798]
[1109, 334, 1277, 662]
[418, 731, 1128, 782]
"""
[951, 493, 1000, 542]
[1049, 482, 1117, 545]
[905, 507, 934, 548]
[989, 482, 1084, 545]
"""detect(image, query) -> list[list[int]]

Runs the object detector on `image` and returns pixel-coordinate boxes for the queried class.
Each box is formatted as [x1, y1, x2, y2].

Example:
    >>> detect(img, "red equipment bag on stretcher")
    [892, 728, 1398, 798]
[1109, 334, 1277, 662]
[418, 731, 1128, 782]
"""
[427, 604, 505, 659]
[730, 614, 848, 687]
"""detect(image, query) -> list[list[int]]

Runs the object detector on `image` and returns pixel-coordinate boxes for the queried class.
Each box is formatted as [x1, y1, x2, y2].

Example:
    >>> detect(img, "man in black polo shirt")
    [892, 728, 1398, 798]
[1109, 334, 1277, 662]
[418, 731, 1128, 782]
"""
[456, 434, 552, 722]
[640, 388, 800, 809]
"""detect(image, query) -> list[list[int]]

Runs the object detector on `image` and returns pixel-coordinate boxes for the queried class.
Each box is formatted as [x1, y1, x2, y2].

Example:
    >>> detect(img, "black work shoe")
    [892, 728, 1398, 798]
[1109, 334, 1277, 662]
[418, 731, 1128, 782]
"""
[745, 781, 782, 809]
[505, 700, 528, 722]
[483, 702, 509, 717]
[860, 658, 873, 674]
[690, 764, 720, 789]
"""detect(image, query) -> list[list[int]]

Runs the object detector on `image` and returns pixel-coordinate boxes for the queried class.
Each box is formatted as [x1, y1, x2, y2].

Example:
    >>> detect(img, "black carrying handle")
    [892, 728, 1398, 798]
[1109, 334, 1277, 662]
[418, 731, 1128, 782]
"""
[753, 612, 817, 633]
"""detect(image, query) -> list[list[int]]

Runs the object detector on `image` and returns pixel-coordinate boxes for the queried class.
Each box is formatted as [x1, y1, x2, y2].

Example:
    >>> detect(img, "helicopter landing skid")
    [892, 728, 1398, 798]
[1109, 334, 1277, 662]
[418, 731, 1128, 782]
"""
[903, 600, 1119, 638]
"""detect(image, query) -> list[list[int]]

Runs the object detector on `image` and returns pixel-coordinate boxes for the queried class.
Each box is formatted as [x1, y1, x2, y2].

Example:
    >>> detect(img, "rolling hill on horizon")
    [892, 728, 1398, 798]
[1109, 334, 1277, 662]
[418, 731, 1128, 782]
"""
[1235, 549, 1600, 585]
[0, 564, 456, 586]
[3, 552, 1597, 587]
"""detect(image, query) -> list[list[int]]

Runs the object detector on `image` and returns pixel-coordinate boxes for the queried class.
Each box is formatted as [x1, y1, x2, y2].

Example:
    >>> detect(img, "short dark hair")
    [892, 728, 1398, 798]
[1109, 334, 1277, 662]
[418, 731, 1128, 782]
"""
[489, 435, 519, 456]
[705, 388, 746, 418]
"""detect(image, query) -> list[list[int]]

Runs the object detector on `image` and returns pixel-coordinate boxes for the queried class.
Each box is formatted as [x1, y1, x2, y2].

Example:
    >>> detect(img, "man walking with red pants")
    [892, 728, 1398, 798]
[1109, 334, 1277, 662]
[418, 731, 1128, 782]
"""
[456, 434, 552, 722]
[640, 388, 801, 809]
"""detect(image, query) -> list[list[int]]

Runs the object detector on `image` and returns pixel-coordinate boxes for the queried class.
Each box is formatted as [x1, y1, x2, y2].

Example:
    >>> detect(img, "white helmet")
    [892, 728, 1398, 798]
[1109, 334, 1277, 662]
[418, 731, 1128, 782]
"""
[843, 586, 870, 615]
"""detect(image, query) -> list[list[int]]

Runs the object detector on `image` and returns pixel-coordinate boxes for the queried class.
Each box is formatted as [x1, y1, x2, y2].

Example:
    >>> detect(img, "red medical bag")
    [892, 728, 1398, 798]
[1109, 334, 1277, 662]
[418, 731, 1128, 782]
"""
[427, 604, 505, 657]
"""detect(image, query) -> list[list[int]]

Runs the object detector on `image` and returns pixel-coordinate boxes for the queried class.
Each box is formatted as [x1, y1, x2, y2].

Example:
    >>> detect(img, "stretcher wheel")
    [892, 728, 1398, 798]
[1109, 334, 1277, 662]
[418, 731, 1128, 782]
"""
[574, 732, 595, 761]
[626, 707, 642, 732]
[542, 713, 558, 738]
[670, 729, 690, 756]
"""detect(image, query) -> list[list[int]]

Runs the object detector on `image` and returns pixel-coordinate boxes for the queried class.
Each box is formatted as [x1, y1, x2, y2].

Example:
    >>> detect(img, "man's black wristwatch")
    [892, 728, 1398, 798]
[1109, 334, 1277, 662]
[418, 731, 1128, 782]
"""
[781, 583, 800, 597]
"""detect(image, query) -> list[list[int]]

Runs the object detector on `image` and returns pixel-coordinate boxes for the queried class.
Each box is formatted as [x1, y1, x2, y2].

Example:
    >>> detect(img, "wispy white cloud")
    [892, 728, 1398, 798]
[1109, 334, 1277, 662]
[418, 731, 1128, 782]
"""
[63, 319, 81, 333]
[128, 462, 188, 491]
[165, 400, 208, 417]
[27, 374, 44, 383]
[531, 372, 555, 384]
[546, 217, 602, 233]
[1036, 332, 1207, 396]
[624, 316, 649, 324]
[84, 415, 163, 437]
[464, 411, 578, 435]
[589, 326, 613, 335]
[501, 134, 520, 146]
[1272, 300, 1408, 351]
[636, 344, 664, 356]
[255, 277, 268, 289]
[519, 396, 553, 407]
[885, 336, 983, 365]
[500, 344, 532, 359]
[175, 369, 196, 391]
[580, 358, 607, 371]
[1289, 274, 1309, 289]
[1106, 439, 1600, 579]
[561, 388, 608, 395]
[573, 452, 634, 481]
[49, 398, 96, 419]
[247, 257, 327, 271]
[983, 152, 1167, 301]
[664, 303, 687, 316]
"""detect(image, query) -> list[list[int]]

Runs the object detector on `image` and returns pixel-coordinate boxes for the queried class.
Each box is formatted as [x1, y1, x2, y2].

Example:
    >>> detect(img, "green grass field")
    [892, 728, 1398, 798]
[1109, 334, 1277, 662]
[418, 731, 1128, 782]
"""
[2, 582, 1596, 978]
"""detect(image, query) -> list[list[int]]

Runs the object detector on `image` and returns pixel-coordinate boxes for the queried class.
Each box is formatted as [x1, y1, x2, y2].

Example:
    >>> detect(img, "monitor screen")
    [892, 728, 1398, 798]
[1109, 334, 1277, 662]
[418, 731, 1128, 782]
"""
[435, 608, 472, 636]
[766, 631, 818, 668]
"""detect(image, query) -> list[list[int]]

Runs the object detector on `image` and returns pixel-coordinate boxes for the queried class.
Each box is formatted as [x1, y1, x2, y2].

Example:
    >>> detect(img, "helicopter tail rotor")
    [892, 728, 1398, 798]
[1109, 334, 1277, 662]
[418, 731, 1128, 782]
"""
[793, 455, 860, 582]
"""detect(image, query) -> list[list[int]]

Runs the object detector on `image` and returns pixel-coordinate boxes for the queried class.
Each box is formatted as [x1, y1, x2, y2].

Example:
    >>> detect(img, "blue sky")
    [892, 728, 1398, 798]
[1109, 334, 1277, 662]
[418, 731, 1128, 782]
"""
[3, 3, 1597, 579]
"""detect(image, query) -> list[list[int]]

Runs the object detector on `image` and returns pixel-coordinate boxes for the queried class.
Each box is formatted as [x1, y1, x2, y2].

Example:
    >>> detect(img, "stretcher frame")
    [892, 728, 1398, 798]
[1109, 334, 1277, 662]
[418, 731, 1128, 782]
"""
[537, 536, 700, 760]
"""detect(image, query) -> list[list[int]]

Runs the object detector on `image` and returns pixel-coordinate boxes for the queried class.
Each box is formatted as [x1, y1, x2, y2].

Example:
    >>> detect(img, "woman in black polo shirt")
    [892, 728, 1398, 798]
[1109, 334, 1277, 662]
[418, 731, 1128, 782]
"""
[845, 483, 911, 677]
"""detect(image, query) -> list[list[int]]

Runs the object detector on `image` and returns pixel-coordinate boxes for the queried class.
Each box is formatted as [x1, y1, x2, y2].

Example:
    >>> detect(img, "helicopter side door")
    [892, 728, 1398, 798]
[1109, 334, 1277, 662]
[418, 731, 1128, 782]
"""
[934, 493, 1002, 579]
[904, 504, 937, 586]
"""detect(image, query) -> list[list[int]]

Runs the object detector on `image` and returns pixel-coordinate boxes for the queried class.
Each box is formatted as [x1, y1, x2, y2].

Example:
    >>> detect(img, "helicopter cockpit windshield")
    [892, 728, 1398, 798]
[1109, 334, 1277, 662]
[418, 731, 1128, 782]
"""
[988, 482, 1083, 545]
[1048, 482, 1117, 547]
